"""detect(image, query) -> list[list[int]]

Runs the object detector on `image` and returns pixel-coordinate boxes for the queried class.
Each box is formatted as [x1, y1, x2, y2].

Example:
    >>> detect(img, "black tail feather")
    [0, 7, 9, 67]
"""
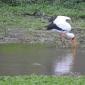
[47, 23, 65, 31]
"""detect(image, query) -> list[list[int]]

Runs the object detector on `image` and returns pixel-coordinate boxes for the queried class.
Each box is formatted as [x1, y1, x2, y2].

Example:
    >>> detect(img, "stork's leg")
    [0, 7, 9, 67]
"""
[59, 33, 66, 47]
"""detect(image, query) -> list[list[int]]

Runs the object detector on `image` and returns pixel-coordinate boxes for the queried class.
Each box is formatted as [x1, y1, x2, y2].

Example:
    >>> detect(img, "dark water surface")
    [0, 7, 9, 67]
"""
[0, 44, 85, 75]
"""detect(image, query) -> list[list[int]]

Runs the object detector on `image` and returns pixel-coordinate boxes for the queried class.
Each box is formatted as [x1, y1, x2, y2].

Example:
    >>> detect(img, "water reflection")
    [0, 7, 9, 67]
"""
[53, 48, 76, 75]
[0, 44, 85, 75]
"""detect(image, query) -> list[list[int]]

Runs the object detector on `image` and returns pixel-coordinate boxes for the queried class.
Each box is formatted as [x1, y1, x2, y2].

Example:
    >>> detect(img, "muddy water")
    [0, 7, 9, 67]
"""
[0, 44, 85, 75]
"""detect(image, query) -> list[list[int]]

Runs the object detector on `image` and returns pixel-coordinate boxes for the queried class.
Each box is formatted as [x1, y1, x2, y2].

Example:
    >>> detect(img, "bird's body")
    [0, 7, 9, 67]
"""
[54, 16, 71, 32]
[47, 22, 66, 32]
[47, 16, 76, 48]
[47, 16, 71, 32]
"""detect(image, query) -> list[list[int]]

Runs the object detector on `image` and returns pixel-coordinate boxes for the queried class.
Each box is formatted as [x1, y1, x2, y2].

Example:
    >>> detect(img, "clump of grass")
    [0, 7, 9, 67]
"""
[0, 3, 85, 32]
[0, 75, 85, 85]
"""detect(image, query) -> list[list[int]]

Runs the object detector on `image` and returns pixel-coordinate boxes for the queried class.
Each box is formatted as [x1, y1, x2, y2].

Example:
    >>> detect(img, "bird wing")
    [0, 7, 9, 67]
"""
[54, 21, 71, 32]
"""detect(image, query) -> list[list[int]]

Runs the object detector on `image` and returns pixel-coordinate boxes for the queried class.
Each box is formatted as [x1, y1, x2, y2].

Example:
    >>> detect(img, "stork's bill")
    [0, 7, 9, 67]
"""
[47, 15, 76, 48]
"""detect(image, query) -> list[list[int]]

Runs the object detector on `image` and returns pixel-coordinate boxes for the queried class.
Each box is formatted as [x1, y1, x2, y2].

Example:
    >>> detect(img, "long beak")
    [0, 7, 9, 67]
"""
[71, 37, 77, 49]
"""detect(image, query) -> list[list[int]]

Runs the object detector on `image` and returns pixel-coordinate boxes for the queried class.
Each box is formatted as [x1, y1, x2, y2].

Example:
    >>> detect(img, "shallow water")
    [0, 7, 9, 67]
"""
[0, 44, 85, 75]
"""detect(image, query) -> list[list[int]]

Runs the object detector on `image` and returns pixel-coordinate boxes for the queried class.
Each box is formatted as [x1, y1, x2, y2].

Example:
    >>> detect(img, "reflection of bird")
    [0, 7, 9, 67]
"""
[47, 16, 76, 48]
[54, 47, 77, 75]
[54, 53, 74, 75]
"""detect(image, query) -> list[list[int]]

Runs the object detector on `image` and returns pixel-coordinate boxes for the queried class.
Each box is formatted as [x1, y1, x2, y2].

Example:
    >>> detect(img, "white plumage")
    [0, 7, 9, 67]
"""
[47, 16, 76, 48]
[53, 16, 71, 33]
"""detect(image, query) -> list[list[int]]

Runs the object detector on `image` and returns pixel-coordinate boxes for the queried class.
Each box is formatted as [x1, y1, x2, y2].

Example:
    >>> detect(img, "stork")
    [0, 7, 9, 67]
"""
[47, 16, 76, 48]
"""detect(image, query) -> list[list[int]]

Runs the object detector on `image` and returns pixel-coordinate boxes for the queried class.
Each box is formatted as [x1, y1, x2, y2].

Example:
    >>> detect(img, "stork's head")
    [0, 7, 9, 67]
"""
[66, 32, 74, 39]
[66, 32, 76, 48]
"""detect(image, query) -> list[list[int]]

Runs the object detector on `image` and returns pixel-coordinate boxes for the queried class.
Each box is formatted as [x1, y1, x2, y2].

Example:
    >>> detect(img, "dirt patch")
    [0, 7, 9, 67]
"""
[0, 28, 85, 48]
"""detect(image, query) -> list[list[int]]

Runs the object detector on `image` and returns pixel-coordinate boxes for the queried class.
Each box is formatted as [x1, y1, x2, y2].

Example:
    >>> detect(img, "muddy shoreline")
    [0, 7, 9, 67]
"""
[0, 28, 85, 48]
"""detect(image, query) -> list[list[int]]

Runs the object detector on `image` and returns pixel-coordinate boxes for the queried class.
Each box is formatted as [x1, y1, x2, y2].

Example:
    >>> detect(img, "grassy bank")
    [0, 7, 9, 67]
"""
[0, 3, 85, 32]
[0, 75, 85, 85]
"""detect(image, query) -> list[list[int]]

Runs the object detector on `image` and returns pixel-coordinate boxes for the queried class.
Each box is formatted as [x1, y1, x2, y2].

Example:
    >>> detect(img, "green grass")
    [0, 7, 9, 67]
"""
[0, 4, 49, 30]
[0, 2, 85, 37]
[0, 75, 85, 85]
[0, 3, 85, 84]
